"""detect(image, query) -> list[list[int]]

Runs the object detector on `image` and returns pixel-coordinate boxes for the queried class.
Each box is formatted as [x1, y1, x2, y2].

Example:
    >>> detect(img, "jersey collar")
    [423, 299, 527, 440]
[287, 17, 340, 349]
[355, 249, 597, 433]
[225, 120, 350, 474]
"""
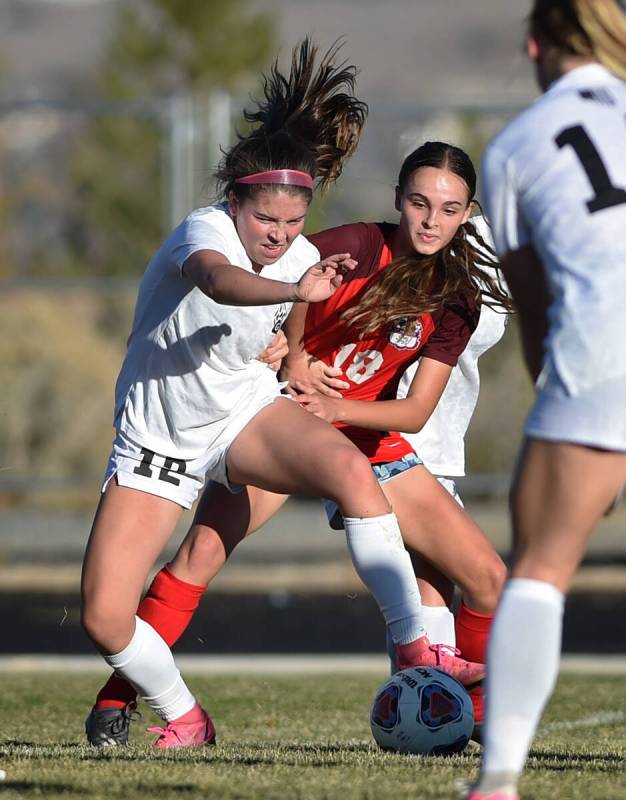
[545, 63, 620, 97]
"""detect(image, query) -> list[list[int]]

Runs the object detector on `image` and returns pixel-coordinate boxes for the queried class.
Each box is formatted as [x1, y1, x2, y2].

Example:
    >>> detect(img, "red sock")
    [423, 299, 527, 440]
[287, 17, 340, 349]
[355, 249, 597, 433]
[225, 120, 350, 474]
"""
[94, 565, 206, 710]
[455, 602, 493, 663]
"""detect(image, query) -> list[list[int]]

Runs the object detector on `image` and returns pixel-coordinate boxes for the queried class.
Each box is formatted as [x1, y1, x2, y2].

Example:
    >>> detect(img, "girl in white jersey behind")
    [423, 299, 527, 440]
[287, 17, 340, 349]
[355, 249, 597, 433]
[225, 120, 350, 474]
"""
[466, 2, 626, 798]
[82, 39, 484, 750]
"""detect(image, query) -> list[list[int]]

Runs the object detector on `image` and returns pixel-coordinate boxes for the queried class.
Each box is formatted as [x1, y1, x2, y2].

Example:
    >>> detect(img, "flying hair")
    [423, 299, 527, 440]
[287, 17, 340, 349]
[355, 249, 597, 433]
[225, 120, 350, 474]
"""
[214, 38, 368, 199]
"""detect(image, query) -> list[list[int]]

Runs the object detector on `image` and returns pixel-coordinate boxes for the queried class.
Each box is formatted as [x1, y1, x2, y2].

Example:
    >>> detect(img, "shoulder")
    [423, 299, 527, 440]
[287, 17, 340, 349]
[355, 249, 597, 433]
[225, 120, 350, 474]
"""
[307, 222, 387, 259]
[288, 233, 321, 265]
[180, 203, 236, 237]
[168, 204, 240, 269]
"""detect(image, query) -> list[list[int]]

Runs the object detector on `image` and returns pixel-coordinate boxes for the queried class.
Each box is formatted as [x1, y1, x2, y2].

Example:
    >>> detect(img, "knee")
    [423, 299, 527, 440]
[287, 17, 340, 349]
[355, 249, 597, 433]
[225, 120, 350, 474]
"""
[81, 594, 133, 653]
[463, 551, 508, 612]
[188, 526, 235, 575]
[332, 447, 378, 496]
[175, 525, 228, 583]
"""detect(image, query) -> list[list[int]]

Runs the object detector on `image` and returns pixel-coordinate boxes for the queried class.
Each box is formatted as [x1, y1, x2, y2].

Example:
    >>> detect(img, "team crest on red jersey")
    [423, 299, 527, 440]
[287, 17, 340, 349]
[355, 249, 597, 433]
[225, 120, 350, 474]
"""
[388, 318, 423, 351]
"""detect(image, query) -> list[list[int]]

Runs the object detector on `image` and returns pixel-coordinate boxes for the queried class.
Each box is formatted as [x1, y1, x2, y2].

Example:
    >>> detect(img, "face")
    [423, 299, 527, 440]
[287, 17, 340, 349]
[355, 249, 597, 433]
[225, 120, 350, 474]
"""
[229, 189, 309, 269]
[394, 166, 472, 257]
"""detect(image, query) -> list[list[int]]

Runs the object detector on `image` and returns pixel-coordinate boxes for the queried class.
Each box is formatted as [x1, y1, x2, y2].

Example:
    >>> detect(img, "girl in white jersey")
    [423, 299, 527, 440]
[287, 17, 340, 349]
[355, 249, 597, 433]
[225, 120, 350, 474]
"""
[467, 2, 626, 799]
[86, 142, 510, 746]
[82, 40, 484, 750]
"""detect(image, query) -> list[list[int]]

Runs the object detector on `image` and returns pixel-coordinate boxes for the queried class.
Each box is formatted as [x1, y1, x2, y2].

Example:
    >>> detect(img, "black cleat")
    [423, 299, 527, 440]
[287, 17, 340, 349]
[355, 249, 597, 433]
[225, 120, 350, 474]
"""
[85, 701, 139, 747]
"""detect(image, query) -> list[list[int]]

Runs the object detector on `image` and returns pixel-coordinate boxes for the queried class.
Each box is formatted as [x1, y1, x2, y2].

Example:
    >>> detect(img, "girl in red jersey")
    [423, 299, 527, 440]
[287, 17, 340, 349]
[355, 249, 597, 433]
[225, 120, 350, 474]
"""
[86, 141, 511, 745]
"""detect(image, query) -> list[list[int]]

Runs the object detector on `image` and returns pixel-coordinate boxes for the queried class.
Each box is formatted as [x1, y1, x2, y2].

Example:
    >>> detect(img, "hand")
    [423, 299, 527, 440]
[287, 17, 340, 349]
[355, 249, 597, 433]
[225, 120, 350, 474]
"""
[256, 329, 288, 372]
[294, 387, 341, 423]
[294, 253, 357, 303]
[282, 353, 349, 398]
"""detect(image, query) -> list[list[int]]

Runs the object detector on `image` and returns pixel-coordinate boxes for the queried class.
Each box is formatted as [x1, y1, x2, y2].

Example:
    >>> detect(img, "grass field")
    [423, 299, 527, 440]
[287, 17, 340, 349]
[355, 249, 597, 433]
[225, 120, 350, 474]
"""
[1, 671, 625, 799]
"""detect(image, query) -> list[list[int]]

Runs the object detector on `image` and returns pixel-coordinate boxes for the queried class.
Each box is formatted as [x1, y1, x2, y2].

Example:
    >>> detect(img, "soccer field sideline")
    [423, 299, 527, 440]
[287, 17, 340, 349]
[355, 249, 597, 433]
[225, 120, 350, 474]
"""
[2, 652, 626, 674]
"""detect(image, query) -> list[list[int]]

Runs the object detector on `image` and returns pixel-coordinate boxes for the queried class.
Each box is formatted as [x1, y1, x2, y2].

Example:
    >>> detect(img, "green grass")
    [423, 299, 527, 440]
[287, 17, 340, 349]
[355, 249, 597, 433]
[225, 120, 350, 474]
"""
[0, 671, 625, 799]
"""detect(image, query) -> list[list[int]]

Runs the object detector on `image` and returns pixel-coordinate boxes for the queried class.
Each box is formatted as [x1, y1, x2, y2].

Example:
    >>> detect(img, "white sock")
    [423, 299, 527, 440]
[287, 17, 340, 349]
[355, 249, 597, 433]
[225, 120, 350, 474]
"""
[344, 513, 425, 645]
[421, 604, 456, 648]
[104, 616, 197, 722]
[481, 578, 564, 780]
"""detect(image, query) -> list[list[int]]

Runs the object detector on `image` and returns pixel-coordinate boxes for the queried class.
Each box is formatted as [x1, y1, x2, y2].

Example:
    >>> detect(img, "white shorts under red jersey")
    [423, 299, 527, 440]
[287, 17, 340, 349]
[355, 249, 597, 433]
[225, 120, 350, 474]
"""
[306, 222, 478, 463]
[482, 63, 626, 450]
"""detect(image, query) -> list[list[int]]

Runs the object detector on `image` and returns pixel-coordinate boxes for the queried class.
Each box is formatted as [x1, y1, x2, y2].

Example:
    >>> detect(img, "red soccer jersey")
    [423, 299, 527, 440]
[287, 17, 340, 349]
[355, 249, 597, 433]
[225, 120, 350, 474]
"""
[305, 223, 478, 463]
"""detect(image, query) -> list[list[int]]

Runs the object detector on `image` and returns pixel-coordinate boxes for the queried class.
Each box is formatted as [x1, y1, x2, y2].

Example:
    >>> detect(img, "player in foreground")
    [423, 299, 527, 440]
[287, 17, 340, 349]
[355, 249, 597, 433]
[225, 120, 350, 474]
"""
[86, 141, 510, 745]
[82, 39, 455, 750]
[465, 2, 626, 798]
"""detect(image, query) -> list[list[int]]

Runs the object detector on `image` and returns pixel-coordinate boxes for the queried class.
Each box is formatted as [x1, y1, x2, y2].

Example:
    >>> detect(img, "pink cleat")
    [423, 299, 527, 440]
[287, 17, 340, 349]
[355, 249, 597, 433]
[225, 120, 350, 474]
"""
[148, 706, 216, 749]
[465, 792, 519, 800]
[396, 636, 485, 686]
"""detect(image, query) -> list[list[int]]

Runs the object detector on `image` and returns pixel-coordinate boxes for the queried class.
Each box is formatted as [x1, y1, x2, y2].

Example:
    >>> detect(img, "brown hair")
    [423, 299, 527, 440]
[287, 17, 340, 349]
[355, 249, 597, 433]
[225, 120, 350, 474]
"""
[530, 0, 626, 79]
[215, 38, 368, 201]
[341, 142, 512, 338]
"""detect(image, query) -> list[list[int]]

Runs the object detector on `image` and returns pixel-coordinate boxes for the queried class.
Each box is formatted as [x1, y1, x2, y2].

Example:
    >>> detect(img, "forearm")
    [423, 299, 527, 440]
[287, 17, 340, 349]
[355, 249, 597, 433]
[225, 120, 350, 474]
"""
[198, 263, 299, 306]
[332, 397, 432, 434]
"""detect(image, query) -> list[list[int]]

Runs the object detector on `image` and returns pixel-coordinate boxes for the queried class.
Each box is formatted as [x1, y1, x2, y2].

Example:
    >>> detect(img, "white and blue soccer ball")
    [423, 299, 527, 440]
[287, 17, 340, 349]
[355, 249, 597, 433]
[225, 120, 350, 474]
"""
[370, 666, 474, 755]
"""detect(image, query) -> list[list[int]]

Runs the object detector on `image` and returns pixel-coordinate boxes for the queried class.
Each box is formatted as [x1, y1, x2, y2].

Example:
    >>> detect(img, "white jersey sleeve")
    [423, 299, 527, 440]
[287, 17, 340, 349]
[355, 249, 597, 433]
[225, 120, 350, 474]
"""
[170, 205, 233, 272]
[480, 143, 531, 255]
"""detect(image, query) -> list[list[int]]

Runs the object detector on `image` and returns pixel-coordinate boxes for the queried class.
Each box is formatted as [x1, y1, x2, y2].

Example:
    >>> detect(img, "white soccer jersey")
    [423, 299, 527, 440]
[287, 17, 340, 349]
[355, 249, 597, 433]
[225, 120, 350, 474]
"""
[481, 64, 626, 395]
[114, 203, 320, 460]
[397, 216, 508, 476]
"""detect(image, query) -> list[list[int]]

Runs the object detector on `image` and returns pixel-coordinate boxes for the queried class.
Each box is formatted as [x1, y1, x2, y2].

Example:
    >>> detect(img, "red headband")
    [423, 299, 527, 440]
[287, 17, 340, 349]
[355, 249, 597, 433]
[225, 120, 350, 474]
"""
[234, 169, 314, 189]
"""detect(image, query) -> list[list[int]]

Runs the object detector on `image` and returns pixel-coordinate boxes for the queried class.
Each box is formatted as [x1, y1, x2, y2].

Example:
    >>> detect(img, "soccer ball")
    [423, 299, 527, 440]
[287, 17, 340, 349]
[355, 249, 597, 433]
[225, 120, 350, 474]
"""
[370, 666, 474, 755]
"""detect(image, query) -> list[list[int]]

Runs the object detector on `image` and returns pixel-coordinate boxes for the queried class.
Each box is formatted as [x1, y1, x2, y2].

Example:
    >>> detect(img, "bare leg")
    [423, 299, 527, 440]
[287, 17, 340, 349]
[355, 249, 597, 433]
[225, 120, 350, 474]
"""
[381, 465, 506, 613]
[81, 480, 184, 653]
[510, 440, 626, 589]
[170, 482, 288, 585]
[476, 439, 626, 795]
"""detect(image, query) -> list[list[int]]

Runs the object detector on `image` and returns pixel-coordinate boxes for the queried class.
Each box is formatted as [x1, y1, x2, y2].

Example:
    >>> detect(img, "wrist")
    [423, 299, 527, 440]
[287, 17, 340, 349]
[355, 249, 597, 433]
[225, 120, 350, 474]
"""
[289, 282, 304, 303]
[333, 398, 348, 424]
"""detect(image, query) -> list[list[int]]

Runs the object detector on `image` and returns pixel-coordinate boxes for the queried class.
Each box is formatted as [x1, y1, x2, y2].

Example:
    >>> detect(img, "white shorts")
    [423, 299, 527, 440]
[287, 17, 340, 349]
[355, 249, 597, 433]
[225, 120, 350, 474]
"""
[436, 477, 464, 507]
[525, 370, 626, 452]
[102, 427, 217, 509]
[104, 387, 291, 508]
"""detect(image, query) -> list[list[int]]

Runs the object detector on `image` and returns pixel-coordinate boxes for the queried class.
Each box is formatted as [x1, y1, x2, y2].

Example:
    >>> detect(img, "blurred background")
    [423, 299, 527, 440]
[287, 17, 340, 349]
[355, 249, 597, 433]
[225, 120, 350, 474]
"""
[1, 0, 624, 657]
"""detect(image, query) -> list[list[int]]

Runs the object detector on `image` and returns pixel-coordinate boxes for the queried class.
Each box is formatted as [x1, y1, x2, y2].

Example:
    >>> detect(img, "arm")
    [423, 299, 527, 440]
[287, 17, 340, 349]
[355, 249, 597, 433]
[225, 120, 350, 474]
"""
[182, 249, 356, 306]
[280, 293, 350, 398]
[296, 357, 452, 433]
[499, 244, 551, 383]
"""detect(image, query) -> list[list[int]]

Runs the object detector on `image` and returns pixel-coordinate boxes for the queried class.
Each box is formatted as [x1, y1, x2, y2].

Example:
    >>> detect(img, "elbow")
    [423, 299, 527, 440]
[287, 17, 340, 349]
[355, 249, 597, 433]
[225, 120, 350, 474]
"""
[402, 419, 427, 435]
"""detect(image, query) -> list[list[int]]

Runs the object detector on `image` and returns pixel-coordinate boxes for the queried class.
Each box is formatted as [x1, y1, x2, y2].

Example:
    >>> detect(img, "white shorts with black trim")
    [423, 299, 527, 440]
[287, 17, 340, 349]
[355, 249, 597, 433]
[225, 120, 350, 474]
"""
[102, 427, 218, 509]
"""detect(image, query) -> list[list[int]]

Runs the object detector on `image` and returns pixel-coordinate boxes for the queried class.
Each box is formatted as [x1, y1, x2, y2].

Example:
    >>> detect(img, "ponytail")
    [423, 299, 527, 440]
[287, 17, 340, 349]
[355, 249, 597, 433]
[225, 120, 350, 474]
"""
[215, 38, 367, 199]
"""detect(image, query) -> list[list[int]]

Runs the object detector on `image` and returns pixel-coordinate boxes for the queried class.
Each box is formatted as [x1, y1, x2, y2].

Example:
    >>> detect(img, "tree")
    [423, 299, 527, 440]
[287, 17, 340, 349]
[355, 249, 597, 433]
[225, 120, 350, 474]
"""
[67, 0, 275, 277]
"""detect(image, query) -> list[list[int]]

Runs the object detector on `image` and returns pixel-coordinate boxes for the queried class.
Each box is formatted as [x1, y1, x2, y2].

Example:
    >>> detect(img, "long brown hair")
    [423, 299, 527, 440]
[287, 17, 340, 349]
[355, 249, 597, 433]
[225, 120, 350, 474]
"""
[215, 38, 368, 201]
[341, 142, 512, 338]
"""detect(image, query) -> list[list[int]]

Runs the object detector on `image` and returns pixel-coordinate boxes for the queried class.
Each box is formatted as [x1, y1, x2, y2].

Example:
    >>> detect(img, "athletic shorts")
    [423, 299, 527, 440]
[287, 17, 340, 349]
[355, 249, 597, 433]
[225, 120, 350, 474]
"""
[102, 427, 219, 509]
[323, 452, 424, 530]
[436, 477, 464, 507]
[103, 387, 292, 508]
[525, 370, 626, 452]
